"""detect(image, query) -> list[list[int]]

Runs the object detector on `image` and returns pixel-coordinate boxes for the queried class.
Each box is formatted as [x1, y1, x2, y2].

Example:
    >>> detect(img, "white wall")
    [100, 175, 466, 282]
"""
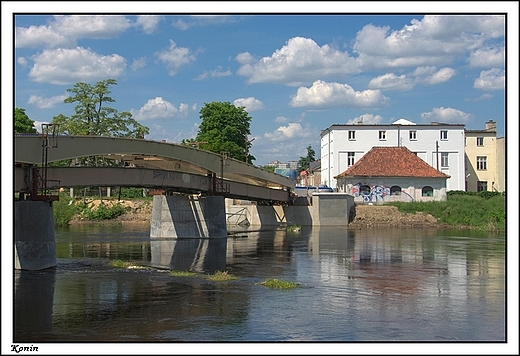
[321, 123, 465, 191]
[336, 176, 448, 202]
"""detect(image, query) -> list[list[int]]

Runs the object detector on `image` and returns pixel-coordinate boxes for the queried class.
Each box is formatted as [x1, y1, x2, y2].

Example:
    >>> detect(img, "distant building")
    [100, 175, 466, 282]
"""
[320, 119, 465, 191]
[464, 120, 506, 192]
[335, 146, 450, 203]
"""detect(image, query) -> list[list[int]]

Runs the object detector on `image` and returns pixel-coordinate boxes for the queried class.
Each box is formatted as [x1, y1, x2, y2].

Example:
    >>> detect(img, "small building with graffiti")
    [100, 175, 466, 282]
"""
[335, 146, 450, 203]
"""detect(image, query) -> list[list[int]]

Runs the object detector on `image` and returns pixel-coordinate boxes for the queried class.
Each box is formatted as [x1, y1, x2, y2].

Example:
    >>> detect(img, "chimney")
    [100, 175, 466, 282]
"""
[485, 120, 496, 132]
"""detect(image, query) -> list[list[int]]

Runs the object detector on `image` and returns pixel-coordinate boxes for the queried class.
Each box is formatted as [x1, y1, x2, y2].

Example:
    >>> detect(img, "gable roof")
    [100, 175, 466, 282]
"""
[335, 146, 450, 179]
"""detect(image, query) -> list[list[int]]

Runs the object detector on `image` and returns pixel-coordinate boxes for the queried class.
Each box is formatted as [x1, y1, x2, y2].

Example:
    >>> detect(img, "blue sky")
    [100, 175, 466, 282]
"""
[5, 2, 517, 166]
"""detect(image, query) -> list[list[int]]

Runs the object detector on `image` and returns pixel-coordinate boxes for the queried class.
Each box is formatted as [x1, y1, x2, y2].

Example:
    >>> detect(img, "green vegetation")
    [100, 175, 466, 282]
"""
[53, 195, 83, 227]
[286, 224, 301, 233]
[52, 194, 131, 226]
[257, 278, 299, 289]
[80, 201, 129, 221]
[109, 259, 149, 269]
[297, 144, 316, 173]
[169, 270, 199, 277]
[183, 101, 254, 163]
[205, 270, 238, 281]
[386, 191, 506, 231]
[15, 108, 38, 133]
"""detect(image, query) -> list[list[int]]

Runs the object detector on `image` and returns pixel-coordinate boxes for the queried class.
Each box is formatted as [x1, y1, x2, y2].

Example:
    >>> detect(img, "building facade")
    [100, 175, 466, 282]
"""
[320, 119, 465, 191]
[335, 146, 450, 203]
[464, 120, 506, 192]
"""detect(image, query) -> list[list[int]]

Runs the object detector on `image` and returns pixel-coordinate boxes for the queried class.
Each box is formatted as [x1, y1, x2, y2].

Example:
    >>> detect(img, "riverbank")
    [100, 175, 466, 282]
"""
[65, 198, 444, 229]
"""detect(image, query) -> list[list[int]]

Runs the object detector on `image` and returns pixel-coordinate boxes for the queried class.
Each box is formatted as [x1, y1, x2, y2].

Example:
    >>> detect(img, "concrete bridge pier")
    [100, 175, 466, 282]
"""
[14, 201, 57, 270]
[150, 195, 227, 239]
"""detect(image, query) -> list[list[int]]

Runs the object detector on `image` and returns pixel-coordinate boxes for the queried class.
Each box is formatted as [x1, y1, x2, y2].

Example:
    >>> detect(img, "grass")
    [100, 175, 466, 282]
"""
[109, 259, 149, 269]
[257, 278, 299, 289]
[168, 270, 198, 277]
[386, 193, 506, 231]
[205, 270, 238, 281]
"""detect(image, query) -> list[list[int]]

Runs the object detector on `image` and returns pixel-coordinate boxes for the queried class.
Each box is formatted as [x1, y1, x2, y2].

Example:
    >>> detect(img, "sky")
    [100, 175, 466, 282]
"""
[2, 4, 519, 354]
[5, 2, 517, 168]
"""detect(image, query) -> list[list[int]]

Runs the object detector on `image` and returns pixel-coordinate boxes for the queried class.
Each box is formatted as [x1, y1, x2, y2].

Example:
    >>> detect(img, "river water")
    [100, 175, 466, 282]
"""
[12, 223, 510, 354]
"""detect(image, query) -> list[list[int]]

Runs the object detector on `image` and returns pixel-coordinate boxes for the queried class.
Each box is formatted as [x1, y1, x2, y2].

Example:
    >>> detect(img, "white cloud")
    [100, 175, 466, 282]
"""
[368, 73, 415, 91]
[468, 46, 505, 68]
[51, 15, 132, 39]
[421, 107, 473, 123]
[422, 67, 456, 85]
[474, 68, 505, 90]
[354, 15, 505, 70]
[136, 15, 162, 34]
[264, 123, 308, 141]
[290, 80, 390, 109]
[17, 57, 28, 67]
[234, 97, 264, 112]
[368, 66, 456, 91]
[28, 47, 126, 84]
[346, 114, 385, 125]
[195, 66, 231, 80]
[156, 40, 197, 76]
[27, 94, 68, 109]
[15, 24, 73, 48]
[131, 97, 191, 121]
[171, 15, 239, 31]
[236, 37, 358, 86]
[131, 57, 147, 71]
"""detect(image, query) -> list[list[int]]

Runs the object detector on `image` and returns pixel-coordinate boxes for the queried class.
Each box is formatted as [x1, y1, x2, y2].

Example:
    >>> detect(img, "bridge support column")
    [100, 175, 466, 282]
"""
[14, 201, 57, 270]
[150, 195, 227, 239]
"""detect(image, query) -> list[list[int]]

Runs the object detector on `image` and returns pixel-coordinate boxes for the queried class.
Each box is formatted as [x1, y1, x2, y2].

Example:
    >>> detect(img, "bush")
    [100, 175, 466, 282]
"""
[53, 194, 82, 226]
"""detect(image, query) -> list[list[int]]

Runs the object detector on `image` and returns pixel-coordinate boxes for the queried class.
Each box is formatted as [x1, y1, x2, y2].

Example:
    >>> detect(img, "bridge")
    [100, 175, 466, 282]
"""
[14, 134, 353, 271]
[14, 134, 295, 202]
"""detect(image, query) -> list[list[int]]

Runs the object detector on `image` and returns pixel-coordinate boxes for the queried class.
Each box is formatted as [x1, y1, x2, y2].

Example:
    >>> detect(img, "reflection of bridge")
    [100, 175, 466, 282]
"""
[14, 135, 295, 202]
[14, 134, 353, 271]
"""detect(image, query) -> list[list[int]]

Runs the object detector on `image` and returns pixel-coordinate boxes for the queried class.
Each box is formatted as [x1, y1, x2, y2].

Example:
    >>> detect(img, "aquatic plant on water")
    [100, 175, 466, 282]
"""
[205, 270, 238, 281]
[169, 270, 198, 277]
[109, 259, 150, 269]
[257, 278, 299, 289]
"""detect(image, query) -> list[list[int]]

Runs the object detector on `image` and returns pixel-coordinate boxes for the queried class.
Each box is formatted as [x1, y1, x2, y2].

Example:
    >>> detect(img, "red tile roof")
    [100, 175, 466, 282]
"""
[335, 146, 450, 179]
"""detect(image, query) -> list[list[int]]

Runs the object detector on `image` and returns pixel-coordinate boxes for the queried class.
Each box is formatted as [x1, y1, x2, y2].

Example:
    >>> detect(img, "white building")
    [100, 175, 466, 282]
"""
[320, 119, 465, 191]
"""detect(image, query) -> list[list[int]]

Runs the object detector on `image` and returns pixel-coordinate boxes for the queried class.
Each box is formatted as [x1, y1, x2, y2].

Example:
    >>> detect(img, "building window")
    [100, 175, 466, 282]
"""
[477, 156, 487, 170]
[422, 186, 433, 197]
[440, 130, 448, 140]
[379, 130, 386, 140]
[347, 152, 355, 167]
[409, 130, 417, 140]
[477, 181, 487, 192]
[441, 152, 449, 167]
[390, 186, 402, 195]
[348, 130, 356, 140]
[477, 137, 484, 146]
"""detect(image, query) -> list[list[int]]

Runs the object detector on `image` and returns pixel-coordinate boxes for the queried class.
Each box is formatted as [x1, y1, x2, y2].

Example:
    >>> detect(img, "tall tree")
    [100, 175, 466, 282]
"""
[52, 79, 149, 138]
[297, 144, 316, 172]
[193, 101, 255, 163]
[14, 108, 37, 133]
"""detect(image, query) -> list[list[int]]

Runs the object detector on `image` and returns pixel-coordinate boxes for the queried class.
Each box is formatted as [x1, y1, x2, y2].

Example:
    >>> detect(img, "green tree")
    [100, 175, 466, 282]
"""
[297, 144, 315, 172]
[193, 101, 255, 163]
[15, 108, 37, 133]
[52, 79, 149, 138]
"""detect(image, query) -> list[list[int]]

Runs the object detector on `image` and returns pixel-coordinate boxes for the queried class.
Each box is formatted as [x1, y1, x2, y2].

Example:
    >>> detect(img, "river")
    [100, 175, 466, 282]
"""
[11, 223, 509, 354]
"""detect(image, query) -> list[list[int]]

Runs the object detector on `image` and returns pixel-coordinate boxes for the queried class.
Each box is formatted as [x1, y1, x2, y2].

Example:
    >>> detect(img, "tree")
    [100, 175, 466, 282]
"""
[52, 79, 149, 138]
[15, 108, 37, 133]
[193, 101, 255, 163]
[297, 144, 315, 172]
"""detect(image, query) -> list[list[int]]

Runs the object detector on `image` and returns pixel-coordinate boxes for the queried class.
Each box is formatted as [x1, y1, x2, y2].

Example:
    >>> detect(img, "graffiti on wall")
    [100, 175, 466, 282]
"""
[351, 182, 390, 202]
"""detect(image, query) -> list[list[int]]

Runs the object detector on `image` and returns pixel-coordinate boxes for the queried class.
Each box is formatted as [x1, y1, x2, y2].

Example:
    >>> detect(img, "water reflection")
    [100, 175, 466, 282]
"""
[150, 237, 227, 272]
[13, 225, 506, 343]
